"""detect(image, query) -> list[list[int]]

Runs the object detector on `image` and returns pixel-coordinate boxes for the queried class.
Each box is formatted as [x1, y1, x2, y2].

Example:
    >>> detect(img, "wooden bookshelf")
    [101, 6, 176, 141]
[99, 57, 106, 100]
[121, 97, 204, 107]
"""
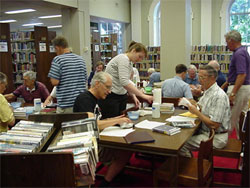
[0, 23, 14, 94]
[135, 46, 160, 80]
[190, 45, 232, 74]
[91, 31, 101, 69]
[8, 26, 56, 92]
[100, 33, 117, 64]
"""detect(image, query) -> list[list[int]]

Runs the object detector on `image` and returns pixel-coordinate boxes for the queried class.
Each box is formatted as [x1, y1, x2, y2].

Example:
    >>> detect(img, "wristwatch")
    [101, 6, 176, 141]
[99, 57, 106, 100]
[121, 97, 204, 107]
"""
[230, 93, 236, 97]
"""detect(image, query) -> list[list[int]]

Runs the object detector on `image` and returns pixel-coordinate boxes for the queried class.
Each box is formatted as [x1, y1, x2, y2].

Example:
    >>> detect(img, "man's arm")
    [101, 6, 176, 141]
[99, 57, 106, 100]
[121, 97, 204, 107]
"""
[98, 115, 131, 131]
[4, 93, 15, 101]
[188, 104, 221, 129]
[229, 74, 246, 105]
[50, 78, 59, 86]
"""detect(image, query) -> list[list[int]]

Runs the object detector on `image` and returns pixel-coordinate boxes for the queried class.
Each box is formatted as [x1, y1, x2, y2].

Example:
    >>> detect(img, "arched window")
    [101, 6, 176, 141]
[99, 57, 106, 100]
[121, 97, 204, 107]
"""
[230, 0, 250, 44]
[153, 2, 160, 46]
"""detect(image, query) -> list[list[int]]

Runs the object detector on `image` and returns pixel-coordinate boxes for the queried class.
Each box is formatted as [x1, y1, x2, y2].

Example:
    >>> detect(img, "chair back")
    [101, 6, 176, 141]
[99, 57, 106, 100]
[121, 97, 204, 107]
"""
[239, 111, 246, 142]
[162, 97, 180, 107]
[198, 129, 215, 186]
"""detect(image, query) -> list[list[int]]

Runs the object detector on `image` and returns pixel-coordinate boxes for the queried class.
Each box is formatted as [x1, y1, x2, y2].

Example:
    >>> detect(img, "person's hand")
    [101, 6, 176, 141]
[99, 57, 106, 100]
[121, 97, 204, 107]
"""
[187, 104, 200, 115]
[117, 117, 132, 124]
[229, 95, 235, 106]
[133, 95, 140, 108]
[143, 95, 153, 104]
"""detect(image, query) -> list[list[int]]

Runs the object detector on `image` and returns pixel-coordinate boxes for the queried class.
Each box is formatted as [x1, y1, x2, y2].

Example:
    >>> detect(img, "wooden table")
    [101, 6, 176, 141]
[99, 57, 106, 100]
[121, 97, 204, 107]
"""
[99, 108, 199, 186]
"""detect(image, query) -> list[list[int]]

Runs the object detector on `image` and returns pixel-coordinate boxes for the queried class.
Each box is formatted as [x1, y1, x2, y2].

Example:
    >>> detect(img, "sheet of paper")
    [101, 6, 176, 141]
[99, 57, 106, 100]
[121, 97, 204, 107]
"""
[166, 116, 197, 123]
[179, 111, 198, 118]
[100, 126, 134, 137]
[135, 120, 165, 130]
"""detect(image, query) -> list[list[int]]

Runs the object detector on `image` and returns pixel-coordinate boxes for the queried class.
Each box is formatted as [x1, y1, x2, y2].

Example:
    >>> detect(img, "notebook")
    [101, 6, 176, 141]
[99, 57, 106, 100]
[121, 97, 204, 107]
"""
[124, 131, 155, 144]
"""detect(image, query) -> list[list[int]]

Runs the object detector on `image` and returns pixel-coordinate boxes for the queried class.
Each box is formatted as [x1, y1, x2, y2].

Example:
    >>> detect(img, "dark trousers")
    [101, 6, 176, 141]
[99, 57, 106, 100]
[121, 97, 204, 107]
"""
[98, 92, 128, 119]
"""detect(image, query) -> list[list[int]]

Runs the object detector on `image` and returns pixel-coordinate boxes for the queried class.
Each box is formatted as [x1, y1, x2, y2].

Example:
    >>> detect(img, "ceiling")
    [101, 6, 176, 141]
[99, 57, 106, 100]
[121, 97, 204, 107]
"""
[0, 0, 63, 31]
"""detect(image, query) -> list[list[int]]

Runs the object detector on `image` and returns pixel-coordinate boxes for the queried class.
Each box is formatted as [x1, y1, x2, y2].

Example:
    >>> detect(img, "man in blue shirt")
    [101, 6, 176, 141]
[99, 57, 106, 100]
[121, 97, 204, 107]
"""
[184, 65, 201, 97]
[162, 64, 193, 99]
[208, 60, 227, 92]
[147, 68, 161, 87]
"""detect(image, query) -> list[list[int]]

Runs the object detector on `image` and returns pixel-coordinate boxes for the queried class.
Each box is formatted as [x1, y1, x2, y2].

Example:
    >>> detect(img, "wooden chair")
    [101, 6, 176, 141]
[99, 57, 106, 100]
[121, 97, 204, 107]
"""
[213, 111, 247, 187]
[213, 112, 245, 172]
[154, 129, 215, 187]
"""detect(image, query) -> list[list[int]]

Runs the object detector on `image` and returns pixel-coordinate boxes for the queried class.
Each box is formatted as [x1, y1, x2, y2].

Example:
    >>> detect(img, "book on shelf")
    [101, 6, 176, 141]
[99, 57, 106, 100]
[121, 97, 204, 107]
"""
[124, 131, 155, 144]
[152, 125, 181, 136]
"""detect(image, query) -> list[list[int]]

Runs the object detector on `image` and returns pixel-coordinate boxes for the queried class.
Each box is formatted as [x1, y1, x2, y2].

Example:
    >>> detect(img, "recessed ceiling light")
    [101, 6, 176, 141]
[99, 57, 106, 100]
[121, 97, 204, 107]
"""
[39, 15, 62, 19]
[22, 23, 43, 26]
[5, 9, 36, 14]
[48, 25, 62, 28]
[0, 19, 17, 23]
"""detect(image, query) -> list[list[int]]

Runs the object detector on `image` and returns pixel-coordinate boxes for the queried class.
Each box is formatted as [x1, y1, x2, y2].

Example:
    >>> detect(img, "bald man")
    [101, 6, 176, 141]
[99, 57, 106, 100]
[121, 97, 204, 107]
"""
[208, 60, 227, 92]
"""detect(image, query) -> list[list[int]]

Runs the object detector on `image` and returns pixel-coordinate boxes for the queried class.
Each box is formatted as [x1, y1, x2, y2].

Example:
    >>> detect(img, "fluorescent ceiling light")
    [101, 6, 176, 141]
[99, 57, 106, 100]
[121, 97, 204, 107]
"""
[39, 15, 62, 19]
[22, 23, 43, 26]
[5, 9, 36, 14]
[0, 19, 17, 23]
[48, 25, 62, 28]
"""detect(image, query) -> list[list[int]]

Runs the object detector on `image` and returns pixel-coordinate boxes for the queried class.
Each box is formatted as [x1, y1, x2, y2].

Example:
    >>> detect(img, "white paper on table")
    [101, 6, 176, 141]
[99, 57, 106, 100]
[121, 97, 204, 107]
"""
[166, 116, 197, 123]
[99, 126, 134, 137]
[135, 120, 165, 130]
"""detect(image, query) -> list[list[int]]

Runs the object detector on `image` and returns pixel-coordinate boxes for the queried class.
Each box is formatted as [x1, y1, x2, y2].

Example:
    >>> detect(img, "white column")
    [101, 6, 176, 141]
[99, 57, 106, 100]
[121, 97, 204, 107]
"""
[131, 0, 142, 42]
[201, 0, 212, 45]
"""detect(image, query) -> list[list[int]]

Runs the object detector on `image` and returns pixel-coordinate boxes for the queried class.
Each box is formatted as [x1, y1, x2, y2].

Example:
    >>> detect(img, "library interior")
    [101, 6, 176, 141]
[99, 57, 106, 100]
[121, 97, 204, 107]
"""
[0, 0, 250, 187]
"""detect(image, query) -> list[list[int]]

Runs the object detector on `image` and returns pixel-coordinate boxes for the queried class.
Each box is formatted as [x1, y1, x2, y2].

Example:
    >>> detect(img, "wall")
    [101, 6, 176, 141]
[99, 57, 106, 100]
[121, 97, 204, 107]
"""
[89, 0, 130, 23]
[141, 0, 153, 46]
[191, 0, 201, 45]
[212, 0, 224, 44]
[44, 0, 78, 8]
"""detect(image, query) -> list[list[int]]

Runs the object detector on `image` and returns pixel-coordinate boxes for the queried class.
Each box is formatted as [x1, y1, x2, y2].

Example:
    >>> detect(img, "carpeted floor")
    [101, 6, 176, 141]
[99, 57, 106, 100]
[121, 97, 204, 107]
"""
[94, 129, 242, 187]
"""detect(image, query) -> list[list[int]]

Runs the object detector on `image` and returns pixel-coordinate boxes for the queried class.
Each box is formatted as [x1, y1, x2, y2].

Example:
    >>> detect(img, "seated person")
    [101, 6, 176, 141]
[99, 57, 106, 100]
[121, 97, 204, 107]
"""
[179, 65, 230, 157]
[184, 65, 202, 96]
[88, 61, 105, 87]
[147, 68, 161, 87]
[162, 64, 193, 99]
[74, 72, 132, 186]
[0, 72, 15, 132]
[208, 60, 227, 92]
[43, 86, 56, 107]
[4, 71, 49, 104]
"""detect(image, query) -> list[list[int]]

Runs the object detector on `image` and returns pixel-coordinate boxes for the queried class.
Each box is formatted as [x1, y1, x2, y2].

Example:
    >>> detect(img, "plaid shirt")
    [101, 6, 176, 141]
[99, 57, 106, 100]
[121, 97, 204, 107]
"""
[198, 83, 231, 133]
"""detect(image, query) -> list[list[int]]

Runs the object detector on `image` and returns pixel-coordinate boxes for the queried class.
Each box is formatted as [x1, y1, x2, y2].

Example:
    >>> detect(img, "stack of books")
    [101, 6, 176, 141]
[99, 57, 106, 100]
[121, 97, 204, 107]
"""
[160, 103, 174, 113]
[13, 107, 26, 117]
[152, 124, 181, 136]
[0, 120, 53, 153]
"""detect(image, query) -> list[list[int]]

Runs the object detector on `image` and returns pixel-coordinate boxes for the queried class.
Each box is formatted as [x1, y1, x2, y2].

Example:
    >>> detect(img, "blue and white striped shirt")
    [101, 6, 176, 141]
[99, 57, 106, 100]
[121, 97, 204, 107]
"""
[48, 53, 87, 108]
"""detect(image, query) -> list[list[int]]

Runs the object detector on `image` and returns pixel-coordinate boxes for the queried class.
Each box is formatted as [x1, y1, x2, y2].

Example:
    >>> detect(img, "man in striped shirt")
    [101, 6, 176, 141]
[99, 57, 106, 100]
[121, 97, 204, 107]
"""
[48, 36, 87, 113]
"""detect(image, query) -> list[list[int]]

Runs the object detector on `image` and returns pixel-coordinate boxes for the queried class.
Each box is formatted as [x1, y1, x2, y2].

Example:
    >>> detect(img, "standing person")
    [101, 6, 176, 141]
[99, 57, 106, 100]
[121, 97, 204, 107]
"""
[0, 72, 15, 132]
[147, 68, 161, 87]
[222, 30, 250, 138]
[48, 36, 87, 113]
[88, 61, 105, 87]
[4, 71, 49, 104]
[98, 41, 153, 119]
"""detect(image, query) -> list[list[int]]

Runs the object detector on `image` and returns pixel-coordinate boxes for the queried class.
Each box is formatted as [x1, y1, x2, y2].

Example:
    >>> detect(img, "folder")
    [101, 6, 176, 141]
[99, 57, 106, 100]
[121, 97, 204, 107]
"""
[124, 131, 155, 144]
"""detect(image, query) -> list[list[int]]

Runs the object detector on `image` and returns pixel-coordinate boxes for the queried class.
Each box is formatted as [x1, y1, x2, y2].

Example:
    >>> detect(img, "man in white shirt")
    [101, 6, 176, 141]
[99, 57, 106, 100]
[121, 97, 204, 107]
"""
[179, 65, 231, 157]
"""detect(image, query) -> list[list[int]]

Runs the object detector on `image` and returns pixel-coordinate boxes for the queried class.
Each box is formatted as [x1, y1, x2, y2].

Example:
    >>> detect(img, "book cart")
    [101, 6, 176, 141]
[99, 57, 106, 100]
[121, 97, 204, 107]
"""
[0, 113, 98, 187]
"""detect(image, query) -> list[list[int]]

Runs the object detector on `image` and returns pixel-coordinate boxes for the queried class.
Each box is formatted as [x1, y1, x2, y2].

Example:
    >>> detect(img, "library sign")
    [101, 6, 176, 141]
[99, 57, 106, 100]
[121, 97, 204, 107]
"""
[0, 41, 8, 52]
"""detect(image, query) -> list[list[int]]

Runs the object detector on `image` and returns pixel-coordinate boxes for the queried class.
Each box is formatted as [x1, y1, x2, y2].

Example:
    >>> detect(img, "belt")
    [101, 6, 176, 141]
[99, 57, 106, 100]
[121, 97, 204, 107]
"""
[215, 130, 228, 134]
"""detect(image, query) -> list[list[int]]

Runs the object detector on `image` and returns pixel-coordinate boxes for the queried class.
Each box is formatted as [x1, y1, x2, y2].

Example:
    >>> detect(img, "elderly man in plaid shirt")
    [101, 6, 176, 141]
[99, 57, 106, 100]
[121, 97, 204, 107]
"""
[179, 65, 231, 157]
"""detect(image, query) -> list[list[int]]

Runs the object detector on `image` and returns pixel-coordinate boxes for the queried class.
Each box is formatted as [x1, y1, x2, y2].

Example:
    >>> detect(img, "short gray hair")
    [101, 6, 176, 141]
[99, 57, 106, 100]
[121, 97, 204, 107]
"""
[23, 71, 36, 80]
[0, 72, 7, 84]
[188, 64, 197, 72]
[91, 72, 112, 87]
[208, 60, 220, 71]
[147, 68, 155, 74]
[224, 30, 242, 42]
[199, 65, 218, 78]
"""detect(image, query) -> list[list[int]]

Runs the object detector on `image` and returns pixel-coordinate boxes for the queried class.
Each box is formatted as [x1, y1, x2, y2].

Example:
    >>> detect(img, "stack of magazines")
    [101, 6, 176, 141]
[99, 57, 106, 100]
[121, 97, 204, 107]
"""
[152, 124, 181, 136]
[48, 118, 98, 183]
[0, 120, 53, 153]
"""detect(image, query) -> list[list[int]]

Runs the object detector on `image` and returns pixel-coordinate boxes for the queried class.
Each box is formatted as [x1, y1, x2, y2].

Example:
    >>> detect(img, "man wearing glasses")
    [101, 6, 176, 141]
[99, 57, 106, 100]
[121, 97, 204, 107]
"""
[73, 72, 132, 187]
[179, 65, 231, 157]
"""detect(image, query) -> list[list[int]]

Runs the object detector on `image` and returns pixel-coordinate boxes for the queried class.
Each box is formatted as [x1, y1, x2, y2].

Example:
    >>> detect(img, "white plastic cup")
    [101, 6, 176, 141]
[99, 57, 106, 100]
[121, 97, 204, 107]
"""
[34, 98, 41, 112]
[152, 102, 160, 118]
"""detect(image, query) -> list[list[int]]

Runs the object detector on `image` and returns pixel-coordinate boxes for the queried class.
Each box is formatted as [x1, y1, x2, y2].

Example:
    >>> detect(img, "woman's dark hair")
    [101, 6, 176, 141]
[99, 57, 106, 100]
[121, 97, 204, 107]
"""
[126, 41, 148, 57]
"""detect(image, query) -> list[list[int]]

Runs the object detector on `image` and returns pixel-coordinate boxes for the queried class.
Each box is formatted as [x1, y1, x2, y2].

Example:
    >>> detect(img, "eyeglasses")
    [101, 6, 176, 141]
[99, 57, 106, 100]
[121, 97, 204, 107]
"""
[198, 75, 209, 80]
